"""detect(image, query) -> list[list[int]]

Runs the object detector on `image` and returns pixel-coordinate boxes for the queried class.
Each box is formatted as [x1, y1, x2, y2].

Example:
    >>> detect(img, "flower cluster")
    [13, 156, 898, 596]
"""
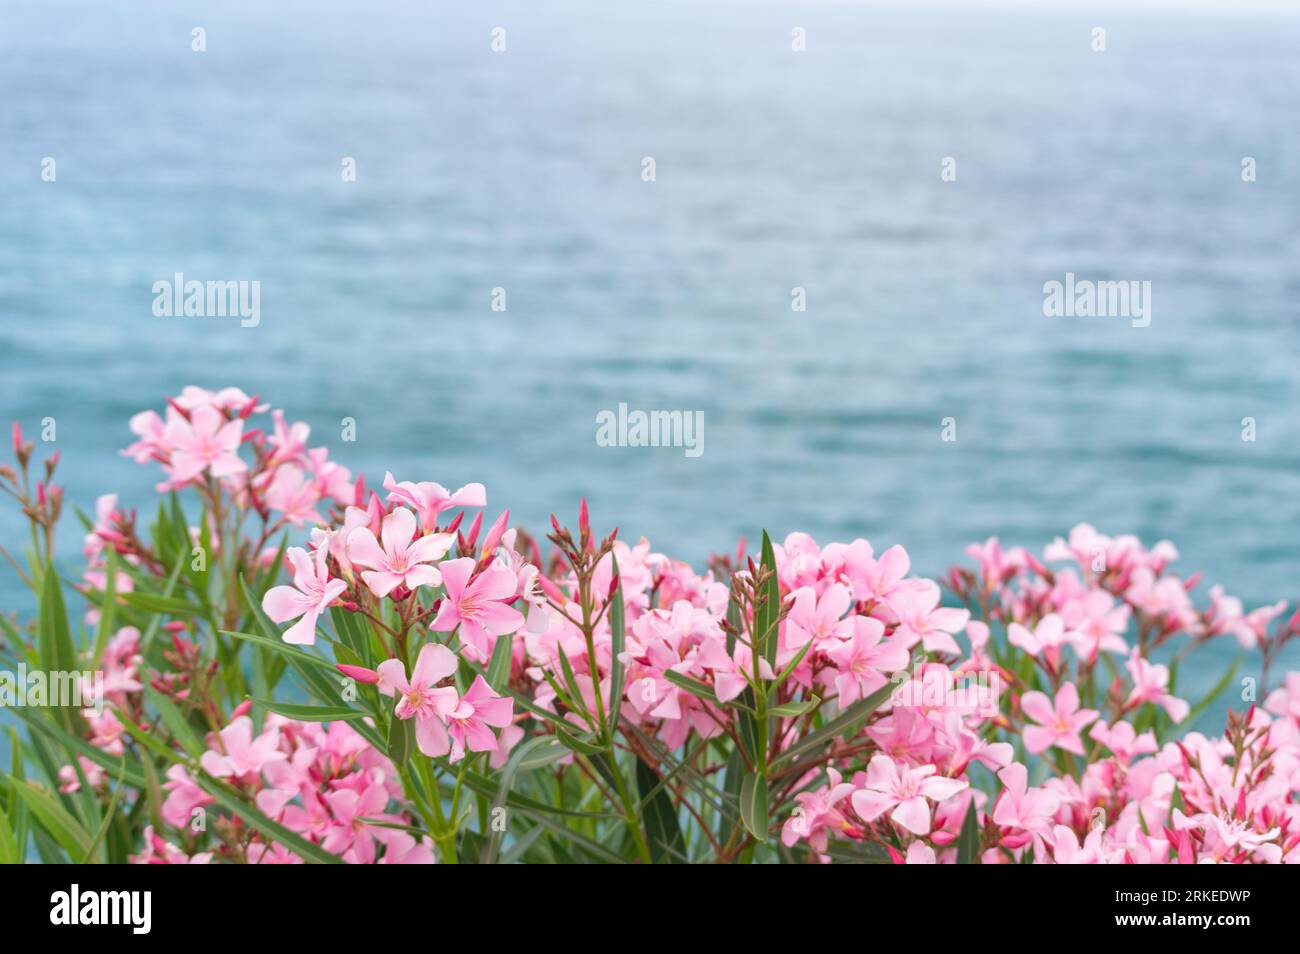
[5, 387, 1298, 865]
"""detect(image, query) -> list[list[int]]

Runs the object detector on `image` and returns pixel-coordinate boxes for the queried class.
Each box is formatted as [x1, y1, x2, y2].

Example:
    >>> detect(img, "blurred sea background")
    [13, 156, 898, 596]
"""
[2, 0, 1299, 726]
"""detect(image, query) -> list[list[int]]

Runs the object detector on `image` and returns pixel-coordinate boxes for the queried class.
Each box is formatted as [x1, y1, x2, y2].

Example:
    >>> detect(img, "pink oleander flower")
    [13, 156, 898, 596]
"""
[1061, 589, 1130, 660]
[321, 781, 394, 864]
[267, 410, 311, 467]
[826, 615, 910, 706]
[431, 557, 525, 660]
[199, 716, 286, 782]
[173, 386, 264, 414]
[697, 636, 773, 703]
[1007, 613, 1072, 670]
[377, 643, 461, 758]
[784, 582, 853, 649]
[1088, 719, 1157, 763]
[850, 754, 968, 836]
[1051, 825, 1106, 864]
[382, 472, 486, 532]
[133, 827, 214, 865]
[263, 464, 324, 527]
[1123, 649, 1189, 722]
[162, 765, 214, 828]
[262, 545, 348, 645]
[781, 767, 856, 851]
[162, 403, 246, 485]
[1021, 683, 1098, 756]
[888, 580, 969, 655]
[445, 675, 514, 762]
[991, 763, 1060, 842]
[1173, 809, 1282, 864]
[347, 506, 452, 598]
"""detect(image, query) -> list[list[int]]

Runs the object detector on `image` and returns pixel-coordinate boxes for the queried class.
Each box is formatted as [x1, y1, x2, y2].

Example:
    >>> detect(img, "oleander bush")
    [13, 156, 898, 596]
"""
[0, 386, 1297, 863]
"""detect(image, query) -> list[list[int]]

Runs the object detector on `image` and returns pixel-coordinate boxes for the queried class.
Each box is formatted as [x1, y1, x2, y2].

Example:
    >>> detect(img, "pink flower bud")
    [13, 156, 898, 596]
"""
[231, 700, 253, 719]
[536, 575, 568, 605]
[336, 664, 380, 685]
[481, 509, 510, 555]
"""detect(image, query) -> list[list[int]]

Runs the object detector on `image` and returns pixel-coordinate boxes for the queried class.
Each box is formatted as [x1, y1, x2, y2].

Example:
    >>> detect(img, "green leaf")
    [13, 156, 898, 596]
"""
[387, 714, 414, 766]
[770, 700, 817, 718]
[10, 780, 93, 861]
[223, 628, 338, 673]
[635, 758, 687, 864]
[556, 727, 605, 756]
[146, 687, 206, 759]
[739, 772, 769, 841]
[0, 798, 20, 864]
[258, 700, 369, 723]
[486, 632, 514, 691]
[664, 669, 719, 705]
[606, 554, 627, 739]
[480, 736, 562, 864]
[37, 566, 80, 730]
[956, 799, 980, 864]
[757, 530, 781, 666]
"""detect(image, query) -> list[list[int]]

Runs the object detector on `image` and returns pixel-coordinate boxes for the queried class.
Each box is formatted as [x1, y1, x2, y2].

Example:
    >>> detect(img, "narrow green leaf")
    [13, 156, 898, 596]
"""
[956, 800, 980, 864]
[635, 757, 687, 864]
[739, 772, 769, 841]
[606, 554, 627, 739]
[664, 669, 719, 704]
[258, 700, 368, 723]
[757, 530, 781, 666]
[387, 714, 414, 766]
[486, 632, 514, 691]
[10, 780, 93, 860]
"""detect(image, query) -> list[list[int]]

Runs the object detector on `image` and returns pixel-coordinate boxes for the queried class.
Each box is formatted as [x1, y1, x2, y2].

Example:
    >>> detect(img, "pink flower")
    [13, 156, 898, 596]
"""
[1123, 650, 1188, 722]
[850, 754, 968, 836]
[888, 580, 969, 654]
[826, 616, 910, 706]
[322, 781, 393, 864]
[162, 766, 214, 828]
[1021, 683, 1098, 756]
[1088, 719, 1157, 763]
[1061, 590, 1130, 660]
[347, 507, 452, 598]
[431, 558, 525, 659]
[1051, 825, 1105, 864]
[446, 675, 514, 762]
[199, 716, 286, 782]
[781, 767, 856, 851]
[697, 636, 773, 703]
[262, 545, 347, 645]
[784, 583, 853, 649]
[991, 763, 1060, 839]
[383, 472, 486, 532]
[123, 409, 168, 463]
[376, 643, 461, 758]
[1007, 613, 1072, 670]
[263, 464, 324, 528]
[163, 404, 246, 484]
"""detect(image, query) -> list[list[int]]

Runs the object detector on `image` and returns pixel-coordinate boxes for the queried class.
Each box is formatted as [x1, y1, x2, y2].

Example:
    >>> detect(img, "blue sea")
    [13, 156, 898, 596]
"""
[2, 0, 1299, 720]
